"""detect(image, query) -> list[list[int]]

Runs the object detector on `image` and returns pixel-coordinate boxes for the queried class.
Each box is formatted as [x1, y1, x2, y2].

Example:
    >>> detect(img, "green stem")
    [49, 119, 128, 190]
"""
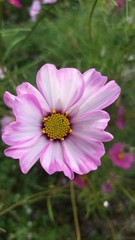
[70, 180, 81, 240]
[88, 0, 98, 42]
[47, 197, 55, 223]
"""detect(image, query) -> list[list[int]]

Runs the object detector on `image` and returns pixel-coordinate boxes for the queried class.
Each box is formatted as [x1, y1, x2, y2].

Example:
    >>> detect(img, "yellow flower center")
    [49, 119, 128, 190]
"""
[118, 152, 124, 160]
[42, 110, 72, 141]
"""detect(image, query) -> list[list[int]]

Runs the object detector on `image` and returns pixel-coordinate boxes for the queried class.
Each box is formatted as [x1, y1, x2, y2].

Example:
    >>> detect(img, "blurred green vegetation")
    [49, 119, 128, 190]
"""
[0, 0, 135, 239]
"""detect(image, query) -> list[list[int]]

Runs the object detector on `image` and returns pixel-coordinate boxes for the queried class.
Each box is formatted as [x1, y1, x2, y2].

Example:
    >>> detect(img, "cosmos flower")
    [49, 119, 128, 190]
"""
[7, 0, 22, 8]
[109, 142, 134, 170]
[2, 64, 120, 179]
[116, 105, 125, 129]
[29, 0, 57, 22]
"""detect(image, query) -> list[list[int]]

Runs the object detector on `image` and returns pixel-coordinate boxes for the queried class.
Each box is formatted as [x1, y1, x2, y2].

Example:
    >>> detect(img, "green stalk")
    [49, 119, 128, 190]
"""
[70, 180, 81, 240]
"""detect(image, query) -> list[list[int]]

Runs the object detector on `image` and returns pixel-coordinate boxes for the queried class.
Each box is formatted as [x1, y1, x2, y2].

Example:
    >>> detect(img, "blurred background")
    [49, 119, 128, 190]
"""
[0, 0, 135, 239]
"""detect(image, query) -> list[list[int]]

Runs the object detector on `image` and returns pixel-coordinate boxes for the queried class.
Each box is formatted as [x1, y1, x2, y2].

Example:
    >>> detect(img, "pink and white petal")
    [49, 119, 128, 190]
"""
[63, 136, 105, 175]
[83, 68, 107, 89]
[36, 64, 84, 112]
[2, 121, 41, 147]
[70, 80, 121, 117]
[3, 91, 16, 109]
[4, 136, 48, 174]
[71, 110, 110, 127]
[13, 94, 44, 125]
[16, 82, 50, 113]
[57, 67, 84, 112]
[72, 130, 113, 142]
[36, 64, 60, 110]
[71, 110, 113, 142]
[40, 141, 74, 179]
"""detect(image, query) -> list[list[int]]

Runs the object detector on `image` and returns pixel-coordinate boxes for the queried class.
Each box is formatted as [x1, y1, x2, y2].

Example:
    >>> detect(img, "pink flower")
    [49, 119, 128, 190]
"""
[109, 142, 134, 170]
[2, 64, 120, 179]
[7, 0, 22, 8]
[29, 0, 57, 21]
[116, 105, 125, 129]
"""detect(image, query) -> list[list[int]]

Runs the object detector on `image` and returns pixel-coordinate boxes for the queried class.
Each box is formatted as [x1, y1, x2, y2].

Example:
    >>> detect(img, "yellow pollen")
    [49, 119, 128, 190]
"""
[42, 111, 72, 141]
[118, 152, 124, 160]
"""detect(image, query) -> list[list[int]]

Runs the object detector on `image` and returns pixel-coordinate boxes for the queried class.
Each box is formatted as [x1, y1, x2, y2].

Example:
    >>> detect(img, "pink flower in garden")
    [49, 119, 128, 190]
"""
[2, 64, 120, 179]
[109, 142, 134, 170]
[116, 105, 125, 129]
[7, 0, 22, 8]
[29, 0, 57, 21]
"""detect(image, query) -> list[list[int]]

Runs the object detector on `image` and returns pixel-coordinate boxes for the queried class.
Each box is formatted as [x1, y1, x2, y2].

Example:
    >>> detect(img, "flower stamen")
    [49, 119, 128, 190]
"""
[118, 152, 124, 160]
[42, 110, 72, 141]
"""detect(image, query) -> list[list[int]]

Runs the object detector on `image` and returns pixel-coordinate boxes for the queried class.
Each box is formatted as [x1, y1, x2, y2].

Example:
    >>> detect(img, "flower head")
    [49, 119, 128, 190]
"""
[109, 142, 134, 170]
[7, 0, 22, 8]
[2, 64, 120, 179]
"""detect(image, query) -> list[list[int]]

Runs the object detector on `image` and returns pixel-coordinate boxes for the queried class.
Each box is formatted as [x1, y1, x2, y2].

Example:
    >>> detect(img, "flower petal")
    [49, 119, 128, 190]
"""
[16, 82, 50, 113]
[83, 68, 107, 89]
[36, 64, 84, 112]
[63, 136, 105, 175]
[2, 121, 41, 147]
[71, 110, 113, 142]
[70, 80, 121, 117]
[3, 91, 16, 109]
[13, 94, 44, 125]
[40, 141, 74, 179]
[4, 136, 48, 174]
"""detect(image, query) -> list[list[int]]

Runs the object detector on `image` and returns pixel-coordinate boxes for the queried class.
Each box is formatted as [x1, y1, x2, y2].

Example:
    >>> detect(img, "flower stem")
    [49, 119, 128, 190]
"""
[70, 180, 81, 240]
